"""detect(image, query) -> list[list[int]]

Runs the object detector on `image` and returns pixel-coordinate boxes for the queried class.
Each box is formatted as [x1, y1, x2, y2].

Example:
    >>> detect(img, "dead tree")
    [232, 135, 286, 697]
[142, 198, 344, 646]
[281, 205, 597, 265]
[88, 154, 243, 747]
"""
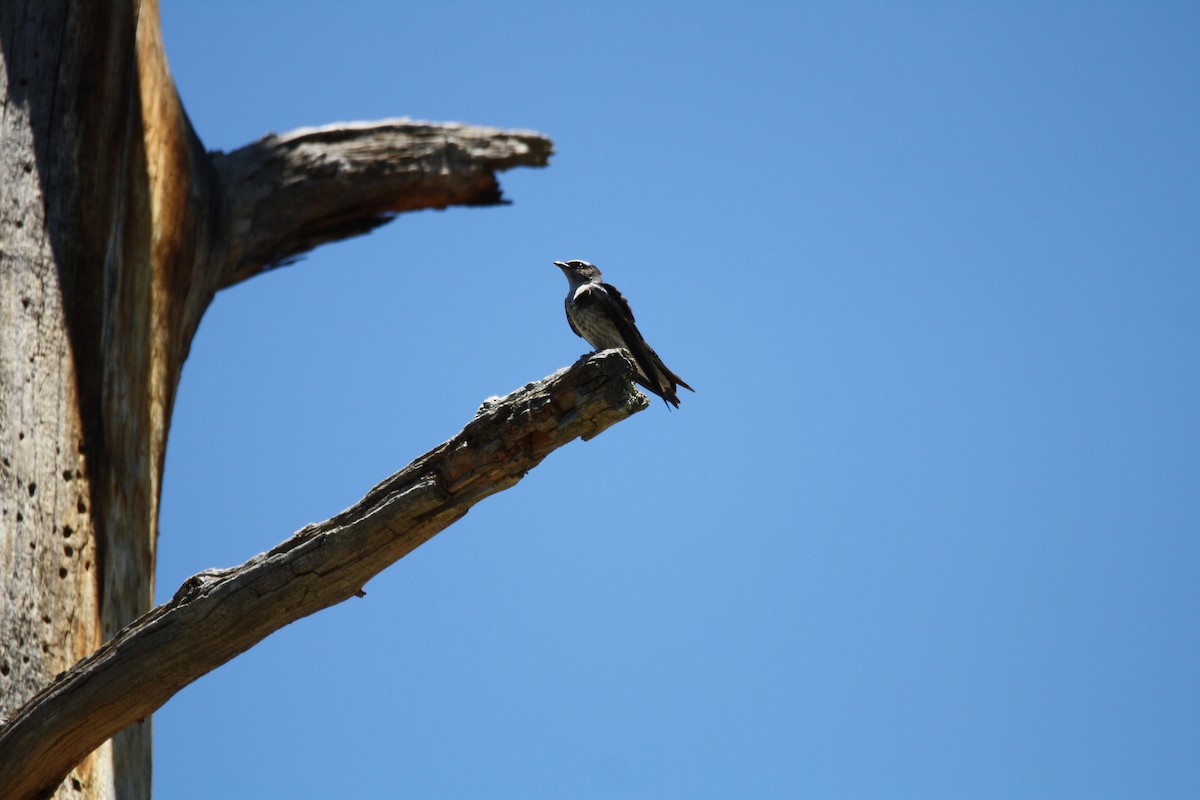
[0, 2, 643, 798]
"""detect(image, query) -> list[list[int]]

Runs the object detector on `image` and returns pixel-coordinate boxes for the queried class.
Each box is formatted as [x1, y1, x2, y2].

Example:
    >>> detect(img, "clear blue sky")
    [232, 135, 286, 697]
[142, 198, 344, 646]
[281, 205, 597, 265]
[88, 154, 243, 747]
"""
[154, 2, 1199, 797]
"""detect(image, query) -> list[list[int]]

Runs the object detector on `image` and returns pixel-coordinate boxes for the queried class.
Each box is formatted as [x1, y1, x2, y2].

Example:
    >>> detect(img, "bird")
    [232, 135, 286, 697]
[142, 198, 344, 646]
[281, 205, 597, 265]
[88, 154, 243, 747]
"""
[553, 259, 694, 408]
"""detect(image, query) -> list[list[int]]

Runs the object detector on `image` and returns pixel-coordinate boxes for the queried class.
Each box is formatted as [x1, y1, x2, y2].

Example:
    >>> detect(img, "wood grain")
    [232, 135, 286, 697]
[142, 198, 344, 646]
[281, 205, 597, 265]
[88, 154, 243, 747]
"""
[214, 120, 554, 288]
[0, 350, 646, 800]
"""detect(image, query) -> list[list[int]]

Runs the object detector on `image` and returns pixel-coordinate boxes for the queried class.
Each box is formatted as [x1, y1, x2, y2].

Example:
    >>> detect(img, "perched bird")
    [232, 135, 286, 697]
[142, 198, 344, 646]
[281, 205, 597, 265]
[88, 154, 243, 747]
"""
[553, 259, 694, 408]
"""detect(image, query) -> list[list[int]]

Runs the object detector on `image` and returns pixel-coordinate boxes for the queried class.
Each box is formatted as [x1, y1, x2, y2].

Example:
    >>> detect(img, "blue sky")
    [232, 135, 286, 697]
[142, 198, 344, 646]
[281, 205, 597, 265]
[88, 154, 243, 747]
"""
[154, 2, 1199, 797]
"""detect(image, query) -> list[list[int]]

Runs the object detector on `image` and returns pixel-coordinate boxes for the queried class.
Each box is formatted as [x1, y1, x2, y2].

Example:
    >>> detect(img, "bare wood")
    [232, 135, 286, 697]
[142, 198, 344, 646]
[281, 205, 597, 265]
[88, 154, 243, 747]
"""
[0, 350, 647, 800]
[2, 1, 553, 796]
[3, 3, 170, 796]
[213, 120, 554, 289]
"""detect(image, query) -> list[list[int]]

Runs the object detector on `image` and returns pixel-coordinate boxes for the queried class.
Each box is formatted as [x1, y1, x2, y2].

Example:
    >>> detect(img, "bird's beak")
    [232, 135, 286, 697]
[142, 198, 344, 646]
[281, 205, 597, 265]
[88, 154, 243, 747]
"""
[553, 261, 568, 269]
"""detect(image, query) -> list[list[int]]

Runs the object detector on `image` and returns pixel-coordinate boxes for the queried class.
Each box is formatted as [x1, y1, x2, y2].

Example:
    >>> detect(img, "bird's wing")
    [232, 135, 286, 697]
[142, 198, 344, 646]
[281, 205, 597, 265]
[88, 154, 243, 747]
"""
[593, 284, 669, 390]
[600, 282, 638, 324]
[602, 283, 695, 398]
[574, 283, 693, 408]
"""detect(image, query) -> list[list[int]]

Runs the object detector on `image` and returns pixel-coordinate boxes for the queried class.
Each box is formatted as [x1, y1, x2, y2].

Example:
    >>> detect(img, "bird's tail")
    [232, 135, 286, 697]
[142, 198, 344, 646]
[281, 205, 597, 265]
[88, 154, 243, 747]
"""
[640, 358, 694, 409]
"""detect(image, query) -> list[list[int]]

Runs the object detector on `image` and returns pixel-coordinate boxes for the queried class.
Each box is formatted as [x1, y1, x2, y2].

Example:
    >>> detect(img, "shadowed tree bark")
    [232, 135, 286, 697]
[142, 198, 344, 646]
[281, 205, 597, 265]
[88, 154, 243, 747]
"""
[0, 3, 635, 799]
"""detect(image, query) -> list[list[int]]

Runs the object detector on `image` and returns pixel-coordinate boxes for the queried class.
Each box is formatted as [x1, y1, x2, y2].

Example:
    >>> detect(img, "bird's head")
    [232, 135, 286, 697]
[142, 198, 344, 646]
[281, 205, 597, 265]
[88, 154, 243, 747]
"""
[553, 259, 602, 288]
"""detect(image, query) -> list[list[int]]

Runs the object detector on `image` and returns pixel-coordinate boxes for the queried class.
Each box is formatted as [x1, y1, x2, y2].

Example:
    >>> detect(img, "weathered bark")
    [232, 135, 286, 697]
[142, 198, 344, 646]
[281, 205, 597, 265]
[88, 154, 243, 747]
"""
[214, 120, 553, 288]
[1, 1, 552, 798]
[0, 349, 648, 800]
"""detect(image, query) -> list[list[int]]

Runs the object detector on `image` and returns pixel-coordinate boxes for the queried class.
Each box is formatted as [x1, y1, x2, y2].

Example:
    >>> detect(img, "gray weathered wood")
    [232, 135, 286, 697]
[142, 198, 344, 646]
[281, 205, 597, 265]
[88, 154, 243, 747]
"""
[214, 120, 554, 288]
[0, 350, 648, 800]
[1, 1, 553, 798]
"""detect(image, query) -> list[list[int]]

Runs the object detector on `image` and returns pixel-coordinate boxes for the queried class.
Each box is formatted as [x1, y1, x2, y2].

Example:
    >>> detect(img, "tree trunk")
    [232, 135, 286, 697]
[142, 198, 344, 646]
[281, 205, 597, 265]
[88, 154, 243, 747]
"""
[0, 2, 552, 798]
